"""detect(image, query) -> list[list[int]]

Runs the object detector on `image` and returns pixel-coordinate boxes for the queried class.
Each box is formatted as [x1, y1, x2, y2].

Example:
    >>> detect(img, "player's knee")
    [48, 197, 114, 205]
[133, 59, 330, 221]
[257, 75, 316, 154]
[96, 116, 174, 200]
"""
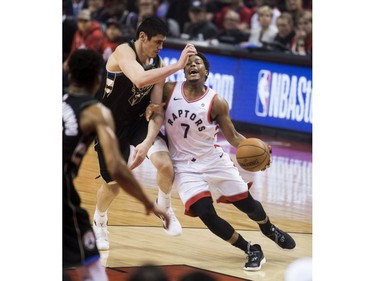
[156, 160, 174, 179]
[235, 197, 266, 221]
[151, 152, 174, 177]
[105, 182, 121, 196]
[191, 198, 217, 223]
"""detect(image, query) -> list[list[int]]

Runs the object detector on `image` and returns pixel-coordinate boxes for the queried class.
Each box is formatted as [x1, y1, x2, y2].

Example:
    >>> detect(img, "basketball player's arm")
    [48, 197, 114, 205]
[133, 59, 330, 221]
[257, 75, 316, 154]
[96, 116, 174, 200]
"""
[129, 80, 165, 170]
[145, 82, 174, 121]
[112, 43, 196, 88]
[212, 97, 272, 171]
[79, 104, 170, 225]
[212, 96, 247, 148]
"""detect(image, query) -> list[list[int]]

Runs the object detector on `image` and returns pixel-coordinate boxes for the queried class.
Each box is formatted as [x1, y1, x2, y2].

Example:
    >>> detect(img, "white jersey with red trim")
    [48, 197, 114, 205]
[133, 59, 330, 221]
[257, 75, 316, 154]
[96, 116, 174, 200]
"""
[165, 81, 219, 162]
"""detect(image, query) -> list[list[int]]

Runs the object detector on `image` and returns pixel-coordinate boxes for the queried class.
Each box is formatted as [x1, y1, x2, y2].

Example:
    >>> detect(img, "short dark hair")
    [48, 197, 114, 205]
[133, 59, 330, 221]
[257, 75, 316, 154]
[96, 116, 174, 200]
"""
[196, 52, 210, 73]
[68, 49, 103, 88]
[136, 16, 168, 40]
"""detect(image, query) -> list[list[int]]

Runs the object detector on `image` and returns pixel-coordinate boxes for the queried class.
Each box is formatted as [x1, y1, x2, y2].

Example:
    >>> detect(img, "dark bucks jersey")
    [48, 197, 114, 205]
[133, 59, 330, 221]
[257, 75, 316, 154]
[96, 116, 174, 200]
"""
[100, 40, 162, 125]
[62, 93, 98, 178]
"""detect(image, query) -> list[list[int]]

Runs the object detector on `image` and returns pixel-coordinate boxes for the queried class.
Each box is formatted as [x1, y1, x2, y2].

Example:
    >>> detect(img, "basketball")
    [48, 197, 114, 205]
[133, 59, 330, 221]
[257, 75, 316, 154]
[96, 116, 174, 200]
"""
[236, 138, 271, 172]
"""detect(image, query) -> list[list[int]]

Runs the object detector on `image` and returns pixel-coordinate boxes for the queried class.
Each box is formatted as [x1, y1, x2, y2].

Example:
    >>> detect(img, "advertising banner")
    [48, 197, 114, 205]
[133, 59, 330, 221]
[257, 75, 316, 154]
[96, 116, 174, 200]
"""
[160, 48, 312, 133]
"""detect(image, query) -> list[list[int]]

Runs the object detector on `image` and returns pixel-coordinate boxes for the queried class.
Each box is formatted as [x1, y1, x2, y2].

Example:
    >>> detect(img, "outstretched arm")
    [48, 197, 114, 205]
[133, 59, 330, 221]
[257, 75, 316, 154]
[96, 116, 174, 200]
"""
[112, 43, 196, 88]
[129, 80, 165, 169]
[80, 103, 170, 225]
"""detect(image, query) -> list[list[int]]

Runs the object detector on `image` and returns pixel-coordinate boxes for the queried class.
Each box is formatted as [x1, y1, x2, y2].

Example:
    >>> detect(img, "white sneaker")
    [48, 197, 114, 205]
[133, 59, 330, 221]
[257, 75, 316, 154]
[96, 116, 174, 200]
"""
[162, 207, 182, 236]
[93, 219, 109, 250]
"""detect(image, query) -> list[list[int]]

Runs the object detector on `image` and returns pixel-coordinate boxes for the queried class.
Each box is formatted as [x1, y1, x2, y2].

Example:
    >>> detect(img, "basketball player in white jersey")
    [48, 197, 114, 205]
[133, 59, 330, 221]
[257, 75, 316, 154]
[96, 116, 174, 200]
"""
[147, 52, 296, 271]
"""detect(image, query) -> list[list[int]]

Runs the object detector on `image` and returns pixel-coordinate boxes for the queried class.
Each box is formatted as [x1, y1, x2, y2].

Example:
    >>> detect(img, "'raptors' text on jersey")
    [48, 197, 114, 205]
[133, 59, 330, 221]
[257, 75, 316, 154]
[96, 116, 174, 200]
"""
[165, 81, 219, 162]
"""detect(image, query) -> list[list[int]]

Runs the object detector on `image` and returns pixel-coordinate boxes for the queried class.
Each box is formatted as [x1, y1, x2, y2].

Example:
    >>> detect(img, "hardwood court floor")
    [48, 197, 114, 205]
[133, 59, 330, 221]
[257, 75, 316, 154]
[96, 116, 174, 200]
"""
[72, 131, 312, 281]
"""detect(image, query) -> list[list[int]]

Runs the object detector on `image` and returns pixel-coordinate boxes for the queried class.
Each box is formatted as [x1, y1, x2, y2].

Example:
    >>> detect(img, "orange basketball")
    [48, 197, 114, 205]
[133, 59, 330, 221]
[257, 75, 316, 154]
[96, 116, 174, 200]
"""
[236, 138, 271, 172]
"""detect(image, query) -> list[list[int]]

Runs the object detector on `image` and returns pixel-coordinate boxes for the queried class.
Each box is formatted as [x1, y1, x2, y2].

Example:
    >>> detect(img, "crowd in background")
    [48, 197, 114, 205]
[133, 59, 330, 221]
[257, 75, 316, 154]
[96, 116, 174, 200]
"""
[63, 0, 312, 67]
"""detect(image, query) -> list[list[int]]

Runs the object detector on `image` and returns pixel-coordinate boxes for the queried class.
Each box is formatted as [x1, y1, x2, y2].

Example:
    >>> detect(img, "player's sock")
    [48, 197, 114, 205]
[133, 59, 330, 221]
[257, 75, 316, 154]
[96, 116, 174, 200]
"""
[257, 216, 273, 235]
[231, 232, 250, 253]
[157, 190, 171, 211]
[94, 208, 107, 224]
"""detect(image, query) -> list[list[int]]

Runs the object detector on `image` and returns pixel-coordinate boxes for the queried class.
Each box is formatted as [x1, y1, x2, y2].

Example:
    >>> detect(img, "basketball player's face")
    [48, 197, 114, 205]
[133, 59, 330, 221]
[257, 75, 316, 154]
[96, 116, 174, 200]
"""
[143, 34, 166, 58]
[184, 55, 206, 82]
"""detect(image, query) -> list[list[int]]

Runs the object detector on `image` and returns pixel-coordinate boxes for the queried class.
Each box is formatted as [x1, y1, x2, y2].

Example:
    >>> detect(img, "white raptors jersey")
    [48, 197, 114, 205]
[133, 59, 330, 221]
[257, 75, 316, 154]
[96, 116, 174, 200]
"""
[165, 81, 219, 162]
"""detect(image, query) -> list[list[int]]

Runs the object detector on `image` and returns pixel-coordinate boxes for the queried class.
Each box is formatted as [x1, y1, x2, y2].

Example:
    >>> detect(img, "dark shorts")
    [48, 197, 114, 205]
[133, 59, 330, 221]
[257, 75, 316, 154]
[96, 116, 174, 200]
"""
[63, 173, 100, 268]
[95, 117, 148, 183]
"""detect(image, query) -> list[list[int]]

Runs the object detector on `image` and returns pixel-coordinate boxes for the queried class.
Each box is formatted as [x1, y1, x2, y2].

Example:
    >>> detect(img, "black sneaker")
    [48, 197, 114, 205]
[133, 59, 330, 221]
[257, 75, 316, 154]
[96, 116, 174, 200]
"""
[243, 244, 266, 271]
[266, 225, 296, 249]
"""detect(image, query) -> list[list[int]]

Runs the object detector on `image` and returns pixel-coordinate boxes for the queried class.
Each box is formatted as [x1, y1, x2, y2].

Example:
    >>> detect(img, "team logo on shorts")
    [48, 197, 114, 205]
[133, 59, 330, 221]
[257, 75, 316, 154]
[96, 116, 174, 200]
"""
[255, 70, 271, 117]
[83, 230, 96, 250]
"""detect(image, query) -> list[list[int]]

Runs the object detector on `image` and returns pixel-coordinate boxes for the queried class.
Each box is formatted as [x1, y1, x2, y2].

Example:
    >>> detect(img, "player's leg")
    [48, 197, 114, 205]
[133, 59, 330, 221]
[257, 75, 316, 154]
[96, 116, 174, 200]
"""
[148, 137, 182, 236]
[232, 192, 296, 250]
[189, 197, 266, 271]
[92, 139, 130, 250]
[209, 148, 296, 250]
[64, 176, 107, 280]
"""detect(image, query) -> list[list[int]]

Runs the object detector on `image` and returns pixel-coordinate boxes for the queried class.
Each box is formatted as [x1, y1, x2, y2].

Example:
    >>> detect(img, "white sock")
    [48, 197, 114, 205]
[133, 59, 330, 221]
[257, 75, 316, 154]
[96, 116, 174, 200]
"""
[157, 190, 171, 211]
[94, 207, 107, 224]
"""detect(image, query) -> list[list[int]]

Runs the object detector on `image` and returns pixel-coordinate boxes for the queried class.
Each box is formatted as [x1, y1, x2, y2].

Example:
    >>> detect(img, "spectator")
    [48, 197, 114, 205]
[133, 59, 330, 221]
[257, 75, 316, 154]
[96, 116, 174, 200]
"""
[284, 0, 305, 25]
[63, 9, 107, 72]
[100, 0, 129, 25]
[290, 10, 312, 55]
[276, 0, 311, 12]
[182, 0, 219, 41]
[63, 0, 88, 21]
[64, 8, 107, 91]
[217, 9, 250, 45]
[166, 0, 191, 32]
[155, 0, 170, 18]
[215, 0, 254, 33]
[201, 0, 222, 23]
[250, 0, 281, 31]
[273, 12, 295, 51]
[102, 18, 124, 61]
[123, 0, 181, 39]
[247, 5, 278, 47]
[87, 0, 107, 24]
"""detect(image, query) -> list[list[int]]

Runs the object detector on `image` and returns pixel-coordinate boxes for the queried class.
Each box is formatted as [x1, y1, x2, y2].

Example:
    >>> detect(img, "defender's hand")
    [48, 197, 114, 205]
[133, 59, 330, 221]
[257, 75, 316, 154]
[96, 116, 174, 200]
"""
[261, 144, 272, 171]
[145, 103, 165, 122]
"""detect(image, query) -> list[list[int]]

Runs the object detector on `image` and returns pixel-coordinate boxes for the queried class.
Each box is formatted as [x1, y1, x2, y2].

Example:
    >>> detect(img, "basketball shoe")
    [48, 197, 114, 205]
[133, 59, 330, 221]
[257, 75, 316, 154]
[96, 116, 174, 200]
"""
[93, 213, 109, 250]
[243, 244, 266, 271]
[155, 200, 182, 236]
[264, 224, 296, 250]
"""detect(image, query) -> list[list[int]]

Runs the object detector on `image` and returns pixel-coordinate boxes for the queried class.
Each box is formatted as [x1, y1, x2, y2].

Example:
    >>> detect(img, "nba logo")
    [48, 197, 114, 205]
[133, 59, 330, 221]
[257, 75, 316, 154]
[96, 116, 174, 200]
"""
[255, 70, 271, 117]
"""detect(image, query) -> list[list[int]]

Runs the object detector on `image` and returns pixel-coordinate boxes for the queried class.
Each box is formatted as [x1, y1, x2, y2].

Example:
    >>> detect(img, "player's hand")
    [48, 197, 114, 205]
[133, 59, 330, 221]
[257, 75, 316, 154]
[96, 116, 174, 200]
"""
[147, 202, 170, 229]
[261, 144, 272, 171]
[145, 103, 165, 122]
[177, 43, 197, 69]
[129, 142, 149, 169]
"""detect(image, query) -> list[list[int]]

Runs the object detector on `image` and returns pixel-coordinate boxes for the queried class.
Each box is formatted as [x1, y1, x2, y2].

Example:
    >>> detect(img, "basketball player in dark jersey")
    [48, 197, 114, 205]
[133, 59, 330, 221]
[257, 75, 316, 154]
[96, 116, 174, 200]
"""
[92, 16, 197, 250]
[146, 53, 296, 271]
[63, 49, 170, 281]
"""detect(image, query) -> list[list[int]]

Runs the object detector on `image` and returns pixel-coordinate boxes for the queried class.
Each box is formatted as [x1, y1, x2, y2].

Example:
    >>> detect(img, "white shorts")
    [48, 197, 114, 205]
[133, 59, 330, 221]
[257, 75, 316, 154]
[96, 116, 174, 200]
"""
[147, 136, 169, 158]
[172, 146, 250, 216]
